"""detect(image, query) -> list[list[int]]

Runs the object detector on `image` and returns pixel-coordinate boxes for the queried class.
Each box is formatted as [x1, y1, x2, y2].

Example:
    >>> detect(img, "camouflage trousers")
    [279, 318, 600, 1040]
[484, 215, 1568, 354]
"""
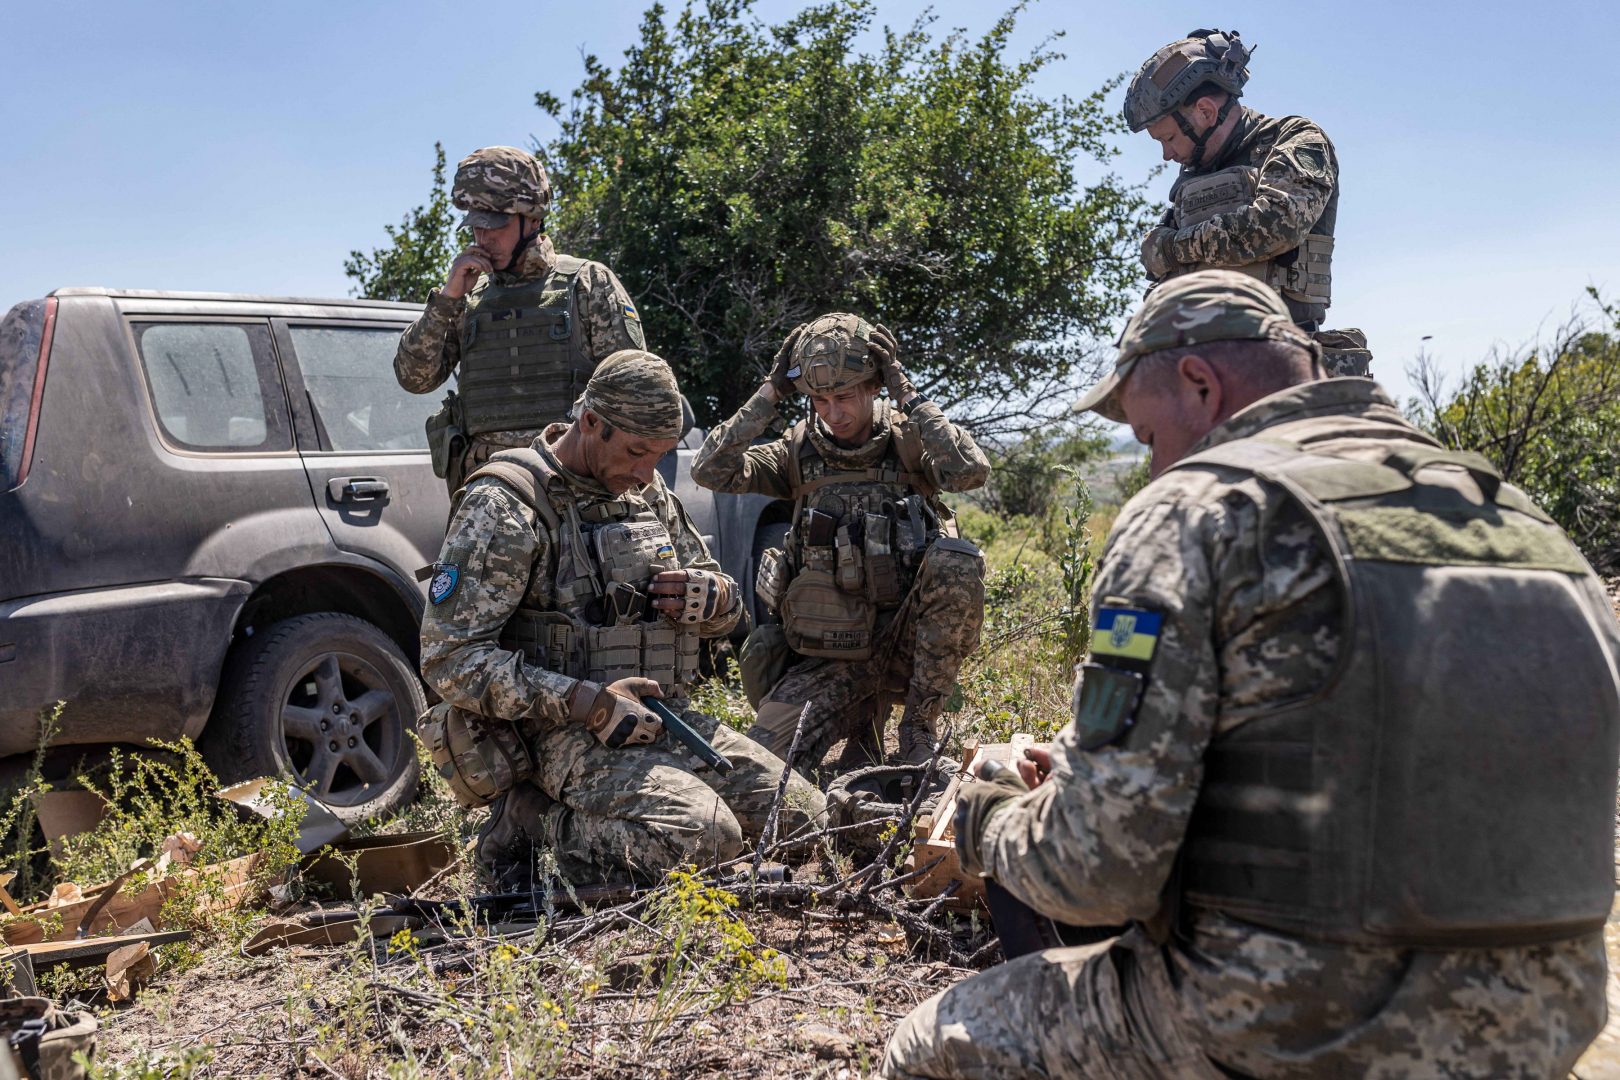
[507, 709, 825, 884]
[751, 541, 985, 768]
[446, 430, 543, 497]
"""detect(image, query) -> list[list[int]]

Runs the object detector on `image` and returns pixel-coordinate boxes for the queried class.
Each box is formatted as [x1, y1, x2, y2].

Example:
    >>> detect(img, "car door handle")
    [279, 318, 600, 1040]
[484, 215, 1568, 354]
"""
[327, 477, 390, 503]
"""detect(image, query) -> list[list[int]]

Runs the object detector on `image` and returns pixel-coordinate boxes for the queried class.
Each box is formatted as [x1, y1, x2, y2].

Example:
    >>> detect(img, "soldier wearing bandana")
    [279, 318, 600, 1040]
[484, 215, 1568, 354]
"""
[418, 350, 824, 884]
[881, 271, 1619, 1079]
[1126, 30, 1372, 376]
[393, 146, 649, 494]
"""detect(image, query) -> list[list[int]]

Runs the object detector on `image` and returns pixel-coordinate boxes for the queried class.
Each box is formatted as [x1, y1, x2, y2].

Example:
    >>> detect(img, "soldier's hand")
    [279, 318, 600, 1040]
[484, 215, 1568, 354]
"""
[953, 759, 1030, 877]
[1139, 227, 1182, 281]
[1016, 746, 1053, 789]
[443, 246, 496, 299]
[869, 324, 916, 407]
[764, 323, 807, 402]
[569, 677, 664, 748]
[649, 569, 735, 624]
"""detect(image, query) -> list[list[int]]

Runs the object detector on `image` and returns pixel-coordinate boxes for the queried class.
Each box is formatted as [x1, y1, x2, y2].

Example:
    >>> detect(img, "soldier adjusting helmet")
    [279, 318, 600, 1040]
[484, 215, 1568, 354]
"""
[789, 313, 879, 396]
[1123, 30, 1252, 134]
[452, 146, 553, 230]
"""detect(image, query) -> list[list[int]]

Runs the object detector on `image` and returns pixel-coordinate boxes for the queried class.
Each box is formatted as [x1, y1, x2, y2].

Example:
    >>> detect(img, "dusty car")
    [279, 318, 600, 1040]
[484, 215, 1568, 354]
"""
[0, 289, 784, 821]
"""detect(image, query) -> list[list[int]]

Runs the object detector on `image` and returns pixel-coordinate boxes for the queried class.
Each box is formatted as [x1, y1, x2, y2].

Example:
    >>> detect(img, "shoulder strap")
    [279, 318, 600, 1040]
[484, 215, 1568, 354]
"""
[889, 416, 936, 499]
[460, 449, 564, 536]
[550, 254, 588, 279]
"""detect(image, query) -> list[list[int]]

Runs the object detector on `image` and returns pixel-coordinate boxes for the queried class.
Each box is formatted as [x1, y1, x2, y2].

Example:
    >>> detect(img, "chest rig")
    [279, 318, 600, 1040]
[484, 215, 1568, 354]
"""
[763, 418, 942, 660]
[1169, 433, 1619, 947]
[457, 255, 593, 437]
[461, 449, 700, 696]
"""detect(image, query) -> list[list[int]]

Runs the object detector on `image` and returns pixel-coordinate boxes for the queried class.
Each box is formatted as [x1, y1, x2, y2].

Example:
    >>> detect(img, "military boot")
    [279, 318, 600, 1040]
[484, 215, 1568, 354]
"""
[474, 782, 553, 886]
[895, 709, 939, 765]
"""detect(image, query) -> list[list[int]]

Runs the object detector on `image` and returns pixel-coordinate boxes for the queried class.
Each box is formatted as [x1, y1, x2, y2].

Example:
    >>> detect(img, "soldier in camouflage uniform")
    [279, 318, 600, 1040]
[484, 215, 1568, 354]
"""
[418, 350, 825, 884]
[1126, 30, 1373, 377]
[692, 315, 990, 769]
[393, 146, 649, 494]
[883, 271, 1619, 1079]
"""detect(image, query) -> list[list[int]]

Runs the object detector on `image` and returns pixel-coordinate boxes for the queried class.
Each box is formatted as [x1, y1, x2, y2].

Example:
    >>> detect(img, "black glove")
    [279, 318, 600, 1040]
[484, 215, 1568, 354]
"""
[769, 323, 807, 399]
[868, 323, 916, 406]
[953, 759, 1030, 877]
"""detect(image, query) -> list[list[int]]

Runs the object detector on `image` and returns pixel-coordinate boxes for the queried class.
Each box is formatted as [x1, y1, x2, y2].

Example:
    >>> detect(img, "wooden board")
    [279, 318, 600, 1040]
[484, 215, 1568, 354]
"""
[904, 736, 1045, 911]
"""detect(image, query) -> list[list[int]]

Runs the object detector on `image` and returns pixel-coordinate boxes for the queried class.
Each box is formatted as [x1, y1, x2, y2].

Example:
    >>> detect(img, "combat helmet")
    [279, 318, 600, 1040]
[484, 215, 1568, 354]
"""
[1123, 30, 1252, 153]
[788, 313, 880, 396]
[452, 146, 552, 230]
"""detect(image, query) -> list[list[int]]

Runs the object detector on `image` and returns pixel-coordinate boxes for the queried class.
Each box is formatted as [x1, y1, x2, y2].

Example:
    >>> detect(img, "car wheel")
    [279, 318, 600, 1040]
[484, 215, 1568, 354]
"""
[202, 612, 423, 824]
[750, 520, 790, 629]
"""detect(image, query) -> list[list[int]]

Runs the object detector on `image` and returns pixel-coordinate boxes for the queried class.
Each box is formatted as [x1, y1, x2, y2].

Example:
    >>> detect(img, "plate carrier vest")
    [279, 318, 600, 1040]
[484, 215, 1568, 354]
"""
[1169, 433, 1620, 947]
[458, 448, 701, 697]
[457, 255, 594, 436]
[1170, 165, 1334, 312]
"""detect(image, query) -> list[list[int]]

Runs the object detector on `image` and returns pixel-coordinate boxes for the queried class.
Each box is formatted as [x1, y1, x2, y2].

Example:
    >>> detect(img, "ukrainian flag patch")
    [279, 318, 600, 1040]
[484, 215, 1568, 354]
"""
[622, 301, 640, 321]
[656, 543, 676, 560]
[1091, 607, 1161, 664]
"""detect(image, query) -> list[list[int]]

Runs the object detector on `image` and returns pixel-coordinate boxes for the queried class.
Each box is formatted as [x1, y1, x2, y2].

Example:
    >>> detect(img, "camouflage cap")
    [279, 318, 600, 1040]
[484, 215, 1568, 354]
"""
[1073, 270, 1317, 423]
[1123, 29, 1251, 133]
[452, 146, 552, 229]
[577, 350, 685, 440]
[789, 313, 878, 396]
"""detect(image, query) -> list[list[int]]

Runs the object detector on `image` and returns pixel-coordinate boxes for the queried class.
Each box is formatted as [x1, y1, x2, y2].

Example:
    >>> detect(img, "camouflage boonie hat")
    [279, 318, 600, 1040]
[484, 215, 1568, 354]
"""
[452, 146, 552, 230]
[789, 313, 878, 396]
[1073, 270, 1317, 423]
[577, 350, 685, 440]
[1123, 29, 1251, 133]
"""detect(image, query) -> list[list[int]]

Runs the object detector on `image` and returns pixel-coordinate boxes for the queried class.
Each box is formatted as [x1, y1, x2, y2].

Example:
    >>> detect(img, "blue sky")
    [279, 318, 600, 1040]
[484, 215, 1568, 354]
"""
[3, 0, 1617, 410]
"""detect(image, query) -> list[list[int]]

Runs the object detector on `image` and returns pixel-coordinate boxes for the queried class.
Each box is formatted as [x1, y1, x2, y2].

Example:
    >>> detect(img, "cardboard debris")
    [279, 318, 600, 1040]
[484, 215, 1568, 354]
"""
[905, 734, 1042, 911]
[301, 831, 456, 898]
[242, 912, 422, 956]
[104, 940, 155, 1001]
[217, 778, 350, 854]
[31, 789, 108, 857]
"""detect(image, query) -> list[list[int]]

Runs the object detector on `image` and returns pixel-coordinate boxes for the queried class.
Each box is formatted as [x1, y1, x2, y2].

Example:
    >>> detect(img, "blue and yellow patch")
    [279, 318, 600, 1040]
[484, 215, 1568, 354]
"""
[1091, 607, 1161, 663]
[656, 543, 676, 560]
[622, 301, 640, 321]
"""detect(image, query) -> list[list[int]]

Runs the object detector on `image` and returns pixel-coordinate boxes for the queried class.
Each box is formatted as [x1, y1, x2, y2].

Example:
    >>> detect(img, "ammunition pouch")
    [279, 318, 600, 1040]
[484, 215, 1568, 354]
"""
[738, 623, 795, 708]
[1172, 164, 1333, 308]
[421, 702, 534, 810]
[781, 554, 876, 661]
[754, 546, 788, 614]
[0, 997, 97, 1080]
[425, 389, 467, 482]
[500, 609, 698, 698]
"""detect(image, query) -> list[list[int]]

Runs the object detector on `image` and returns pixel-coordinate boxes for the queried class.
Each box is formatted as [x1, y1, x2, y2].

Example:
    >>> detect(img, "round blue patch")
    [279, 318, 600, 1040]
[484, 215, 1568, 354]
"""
[429, 564, 459, 605]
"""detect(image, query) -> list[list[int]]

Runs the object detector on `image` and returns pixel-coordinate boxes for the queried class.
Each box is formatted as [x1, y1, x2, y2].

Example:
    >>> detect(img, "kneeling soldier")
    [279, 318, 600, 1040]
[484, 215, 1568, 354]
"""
[419, 350, 825, 884]
[692, 315, 990, 768]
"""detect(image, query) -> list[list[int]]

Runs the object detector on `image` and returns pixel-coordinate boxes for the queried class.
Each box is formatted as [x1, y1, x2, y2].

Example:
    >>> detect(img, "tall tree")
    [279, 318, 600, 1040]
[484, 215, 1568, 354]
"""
[539, 1, 1149, 431]
[345, 143, 465, 303]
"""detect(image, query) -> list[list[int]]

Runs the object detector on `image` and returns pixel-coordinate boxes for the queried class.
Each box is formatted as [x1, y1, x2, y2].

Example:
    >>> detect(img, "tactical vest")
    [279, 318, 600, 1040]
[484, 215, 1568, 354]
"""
[457, 255, 593, 437]
[769, 418, 941, 660]
[459, 449, 701, 696]
[1170, 434, 1620, 947]
[1171, 165, 1333, 312]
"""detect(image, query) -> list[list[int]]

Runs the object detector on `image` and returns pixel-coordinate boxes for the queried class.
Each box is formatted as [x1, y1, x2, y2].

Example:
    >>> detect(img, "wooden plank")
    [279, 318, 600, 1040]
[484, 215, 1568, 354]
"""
[4, 930, 192, 970]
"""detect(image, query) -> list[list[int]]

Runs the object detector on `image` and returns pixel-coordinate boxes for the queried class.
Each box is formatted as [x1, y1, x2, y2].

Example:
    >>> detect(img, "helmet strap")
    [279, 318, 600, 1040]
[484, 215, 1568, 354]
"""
[500, 217, 546, 272]
[1174, 94, 1239, 169]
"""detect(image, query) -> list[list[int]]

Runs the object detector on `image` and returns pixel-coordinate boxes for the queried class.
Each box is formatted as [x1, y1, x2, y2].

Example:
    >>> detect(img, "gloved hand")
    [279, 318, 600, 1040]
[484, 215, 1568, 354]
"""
[648, 568, 735, 625]
[868, 323, 916, 406]
[953, 759, 1030, 877]
[568, 677, 663, 748]
[767, 323, 807, 400]
[1140, 226, 1182, 281]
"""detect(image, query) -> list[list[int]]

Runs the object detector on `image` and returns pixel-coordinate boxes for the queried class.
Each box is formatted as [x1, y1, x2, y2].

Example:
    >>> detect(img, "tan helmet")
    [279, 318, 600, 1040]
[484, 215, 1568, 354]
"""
[451, 146, 552, 230]
[1123, 29, 1252, 136]
[788, 313, 879, 396]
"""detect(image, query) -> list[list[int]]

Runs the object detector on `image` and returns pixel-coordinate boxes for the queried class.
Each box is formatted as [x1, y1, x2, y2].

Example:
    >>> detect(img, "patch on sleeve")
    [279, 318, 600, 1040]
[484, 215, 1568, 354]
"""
[1292, 146, 1328, 177]
[429, 563, 460, 605]
[1090, 607, 1161, 667]
[1075, 605, 1161, 750]
[622, 301, 640, 321]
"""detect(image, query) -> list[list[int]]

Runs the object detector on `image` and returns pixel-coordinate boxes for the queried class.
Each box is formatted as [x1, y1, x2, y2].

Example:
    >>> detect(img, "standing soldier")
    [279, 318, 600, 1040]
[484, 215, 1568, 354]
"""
[1126, 30, 1372, 376]
[418, 350, 824, 884]
[882, 271, 1618, 1079]
[692, 315, 990, 768]
[393, 146, 649, 494]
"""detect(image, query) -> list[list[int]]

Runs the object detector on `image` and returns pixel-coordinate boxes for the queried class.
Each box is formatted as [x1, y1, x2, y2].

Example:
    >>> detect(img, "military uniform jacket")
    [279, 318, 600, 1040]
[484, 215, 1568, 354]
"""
[1156, 108, 1339, 325]
[420, 425, 740, 735]
[980, 379, 1615, 1076]
[393, 236, 647, 449]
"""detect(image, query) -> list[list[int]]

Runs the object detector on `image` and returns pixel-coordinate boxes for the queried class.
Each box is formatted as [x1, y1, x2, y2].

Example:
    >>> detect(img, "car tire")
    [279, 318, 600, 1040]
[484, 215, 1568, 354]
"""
[750, 520, 790, 629]
[202, 612, 422, 825]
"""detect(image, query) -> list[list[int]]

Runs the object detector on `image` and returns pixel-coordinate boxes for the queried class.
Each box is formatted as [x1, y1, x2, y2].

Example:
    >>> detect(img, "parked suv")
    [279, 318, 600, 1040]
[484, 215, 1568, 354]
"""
[0, 289, 786, 822]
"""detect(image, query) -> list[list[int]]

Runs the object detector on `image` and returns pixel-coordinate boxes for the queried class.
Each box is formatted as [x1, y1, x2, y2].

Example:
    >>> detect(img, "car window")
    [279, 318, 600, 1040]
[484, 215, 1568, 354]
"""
[0, 299, 49, 491]
[134, 322, 288, 452]
[287, 325, 435, 452]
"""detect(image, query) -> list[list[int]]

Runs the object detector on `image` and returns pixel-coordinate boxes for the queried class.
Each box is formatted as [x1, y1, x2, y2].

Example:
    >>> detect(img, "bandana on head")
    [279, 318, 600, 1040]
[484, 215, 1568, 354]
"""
[577, 350, 685, 439]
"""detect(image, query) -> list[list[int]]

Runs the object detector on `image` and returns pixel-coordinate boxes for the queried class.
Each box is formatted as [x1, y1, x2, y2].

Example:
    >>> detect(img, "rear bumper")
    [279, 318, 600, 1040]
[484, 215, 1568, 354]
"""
[0, 578, 249, 755]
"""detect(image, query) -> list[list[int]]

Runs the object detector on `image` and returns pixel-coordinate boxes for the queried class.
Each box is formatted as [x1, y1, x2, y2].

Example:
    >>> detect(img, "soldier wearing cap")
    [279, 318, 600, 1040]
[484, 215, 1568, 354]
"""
[882, 270, 1618, 1078]
[692, 315, 990, 769]
[1125, 30, 1372, 376]
[393, 146, 650, 494]
[418, 350, 825, 884]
